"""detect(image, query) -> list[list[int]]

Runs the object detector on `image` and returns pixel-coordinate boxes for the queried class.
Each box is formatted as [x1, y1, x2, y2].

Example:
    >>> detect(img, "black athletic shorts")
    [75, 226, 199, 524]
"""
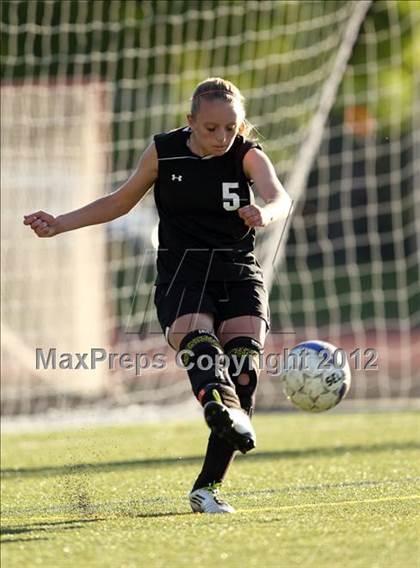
[154, 280, 270, 341]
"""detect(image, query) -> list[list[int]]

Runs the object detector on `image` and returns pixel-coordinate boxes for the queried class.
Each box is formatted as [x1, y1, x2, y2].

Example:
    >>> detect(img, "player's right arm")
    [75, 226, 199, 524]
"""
[23, 142, 158, 238]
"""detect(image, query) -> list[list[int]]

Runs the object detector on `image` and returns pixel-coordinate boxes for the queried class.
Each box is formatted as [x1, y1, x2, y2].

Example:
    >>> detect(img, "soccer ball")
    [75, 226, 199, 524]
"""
[281, 340, 351, 412]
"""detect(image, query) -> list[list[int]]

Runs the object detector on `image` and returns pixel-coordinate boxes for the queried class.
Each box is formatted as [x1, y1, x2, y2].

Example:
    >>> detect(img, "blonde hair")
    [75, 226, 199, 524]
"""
[190, 77, 255, 138]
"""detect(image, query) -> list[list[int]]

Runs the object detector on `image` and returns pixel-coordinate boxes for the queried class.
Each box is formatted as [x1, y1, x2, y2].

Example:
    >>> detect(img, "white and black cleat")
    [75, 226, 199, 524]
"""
[189, 484, 235, 514]
[203, 401, 256, 454]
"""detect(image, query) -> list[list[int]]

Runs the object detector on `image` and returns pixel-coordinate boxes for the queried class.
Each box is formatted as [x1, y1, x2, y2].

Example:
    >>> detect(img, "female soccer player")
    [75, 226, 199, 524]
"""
[24, 78, 291, 514]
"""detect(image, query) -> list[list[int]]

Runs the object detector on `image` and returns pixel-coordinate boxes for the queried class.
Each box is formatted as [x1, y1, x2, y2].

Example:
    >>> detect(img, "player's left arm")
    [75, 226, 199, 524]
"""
[239, 148, 292, 228]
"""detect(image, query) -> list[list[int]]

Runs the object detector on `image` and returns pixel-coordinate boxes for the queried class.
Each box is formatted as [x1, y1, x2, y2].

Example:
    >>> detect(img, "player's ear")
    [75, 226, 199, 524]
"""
[238, 117, 252, 137]
[187, 114, 194, 128]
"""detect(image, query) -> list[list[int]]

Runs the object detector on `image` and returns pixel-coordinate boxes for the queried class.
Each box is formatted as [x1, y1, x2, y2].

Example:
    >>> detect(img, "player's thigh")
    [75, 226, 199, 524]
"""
[168, 312, 215, 351]
[217, 315, 267, 347]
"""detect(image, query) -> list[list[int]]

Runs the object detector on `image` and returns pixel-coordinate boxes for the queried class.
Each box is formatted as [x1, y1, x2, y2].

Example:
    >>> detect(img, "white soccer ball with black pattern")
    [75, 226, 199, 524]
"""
[281, 340, 351, 412]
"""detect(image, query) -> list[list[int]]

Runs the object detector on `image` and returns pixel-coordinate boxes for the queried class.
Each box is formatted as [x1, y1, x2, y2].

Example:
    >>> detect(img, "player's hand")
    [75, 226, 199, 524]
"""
[23, 211, 60, 238]
[237, 204, 269, 228]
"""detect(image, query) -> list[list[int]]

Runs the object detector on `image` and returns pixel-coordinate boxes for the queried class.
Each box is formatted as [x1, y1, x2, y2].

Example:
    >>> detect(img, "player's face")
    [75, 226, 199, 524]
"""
[188, 99, 242, 156]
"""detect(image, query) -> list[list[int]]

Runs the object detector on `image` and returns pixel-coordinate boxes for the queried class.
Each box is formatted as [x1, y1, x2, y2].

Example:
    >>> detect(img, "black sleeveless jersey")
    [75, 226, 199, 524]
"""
[153, 127, 264, 285]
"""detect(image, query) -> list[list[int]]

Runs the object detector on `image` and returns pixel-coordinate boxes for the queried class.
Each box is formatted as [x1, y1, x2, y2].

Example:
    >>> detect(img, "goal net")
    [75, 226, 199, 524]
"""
[1, 0, 418, 421]
[261, 0, 420, 408]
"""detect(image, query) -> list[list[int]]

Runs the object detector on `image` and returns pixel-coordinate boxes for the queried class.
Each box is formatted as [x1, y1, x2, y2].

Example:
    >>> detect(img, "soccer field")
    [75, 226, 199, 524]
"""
[1, 411, 419, 568]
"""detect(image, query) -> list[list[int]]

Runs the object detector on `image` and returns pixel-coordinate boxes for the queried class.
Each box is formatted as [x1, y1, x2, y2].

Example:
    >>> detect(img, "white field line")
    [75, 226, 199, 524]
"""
[238, 494, 420, 514]
[2, 494, 418, 523]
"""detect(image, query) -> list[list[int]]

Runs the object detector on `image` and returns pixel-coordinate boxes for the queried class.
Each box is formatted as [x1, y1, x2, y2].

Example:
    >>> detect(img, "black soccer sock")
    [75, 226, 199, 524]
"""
[178, 329, 241, 409]
[192, 432, 236, 491]
[223, 336, 263, 416]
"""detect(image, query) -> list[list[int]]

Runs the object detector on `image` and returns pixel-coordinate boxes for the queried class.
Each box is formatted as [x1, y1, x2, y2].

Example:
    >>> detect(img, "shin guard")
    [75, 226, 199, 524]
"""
[178, 329, 241, 409]
[223, 336, 263, 416]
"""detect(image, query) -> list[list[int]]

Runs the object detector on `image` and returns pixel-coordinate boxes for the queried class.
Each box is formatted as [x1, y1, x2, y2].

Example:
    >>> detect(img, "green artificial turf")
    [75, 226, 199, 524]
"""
[1, 411, 419, 567]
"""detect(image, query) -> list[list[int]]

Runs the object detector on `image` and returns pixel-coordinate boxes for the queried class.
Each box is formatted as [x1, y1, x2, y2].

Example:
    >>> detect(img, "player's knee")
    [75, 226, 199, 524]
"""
[178, 329, 238, 407]
[223, 336, 263, 415]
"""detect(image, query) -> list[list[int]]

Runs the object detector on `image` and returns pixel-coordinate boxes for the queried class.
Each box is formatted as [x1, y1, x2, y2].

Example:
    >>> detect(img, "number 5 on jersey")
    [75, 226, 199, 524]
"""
[222, 182, 240, 211]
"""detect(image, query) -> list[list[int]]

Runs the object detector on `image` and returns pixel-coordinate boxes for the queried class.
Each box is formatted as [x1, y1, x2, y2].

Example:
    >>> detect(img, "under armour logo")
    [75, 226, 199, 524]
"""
[171, 174, 182, 182]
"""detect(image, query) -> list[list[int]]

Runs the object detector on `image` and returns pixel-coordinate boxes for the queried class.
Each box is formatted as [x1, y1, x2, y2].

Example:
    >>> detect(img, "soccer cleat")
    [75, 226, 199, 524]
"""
[203, 401, 256, 454]
[189, 483, 235, 514]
